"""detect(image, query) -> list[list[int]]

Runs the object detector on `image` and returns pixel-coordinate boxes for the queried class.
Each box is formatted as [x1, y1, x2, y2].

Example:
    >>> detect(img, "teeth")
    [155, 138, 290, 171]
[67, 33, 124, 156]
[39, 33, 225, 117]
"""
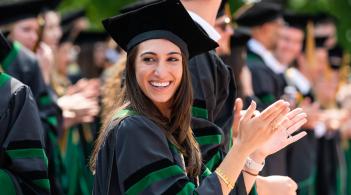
[150, 81, 170, 87]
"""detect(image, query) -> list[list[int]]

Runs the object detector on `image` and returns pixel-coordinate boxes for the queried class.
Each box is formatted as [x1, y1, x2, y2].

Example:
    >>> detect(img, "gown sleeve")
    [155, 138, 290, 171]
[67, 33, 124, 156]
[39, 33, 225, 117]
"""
[0, 75, 49, 195]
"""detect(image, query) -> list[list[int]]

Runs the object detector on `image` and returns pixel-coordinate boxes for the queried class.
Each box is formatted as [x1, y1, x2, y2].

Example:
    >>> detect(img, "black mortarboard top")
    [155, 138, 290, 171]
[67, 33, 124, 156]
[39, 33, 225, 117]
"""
[102, 0, 218, 59]
[283, 11, 311, 31]
[231, 27, 251, 47]
[73, 31, 110, 46]
[234, 1, 282, 27]
[328, 45, 343, 70]
[0, 31, 12, 63]
[60, 9, 86, 27]
[119, 0, 159, 14]
[314, 12, 338, 25]
[0, 0, 51, 26]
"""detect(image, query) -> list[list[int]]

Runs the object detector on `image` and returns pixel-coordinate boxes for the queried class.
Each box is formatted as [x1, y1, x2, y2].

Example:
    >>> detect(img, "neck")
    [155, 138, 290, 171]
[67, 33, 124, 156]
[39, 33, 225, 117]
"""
[181, 0, 220, 26]
[252, 29, 271, 51]
[155, 102, 171, 118]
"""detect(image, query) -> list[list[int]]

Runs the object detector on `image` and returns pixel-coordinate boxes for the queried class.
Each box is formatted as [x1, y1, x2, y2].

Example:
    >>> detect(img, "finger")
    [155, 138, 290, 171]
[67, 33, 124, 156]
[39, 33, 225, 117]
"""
[242, 100, 256, 122]
[290, 180, 298, 191]
[288, 131, 307, 145]
[265, 103, 290, 124]
[286, 108, 304, 120]
[286, 115, 307, 134]
[272, 107, 291, 126]
[260, 100, 286, 119]
[283, 112, 307, 130]
[233, 98, 243, 134]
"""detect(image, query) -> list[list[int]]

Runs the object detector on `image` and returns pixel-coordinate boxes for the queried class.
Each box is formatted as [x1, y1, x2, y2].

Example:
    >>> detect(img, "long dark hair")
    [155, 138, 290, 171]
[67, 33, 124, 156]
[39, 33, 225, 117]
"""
[90, 43, 202, 178]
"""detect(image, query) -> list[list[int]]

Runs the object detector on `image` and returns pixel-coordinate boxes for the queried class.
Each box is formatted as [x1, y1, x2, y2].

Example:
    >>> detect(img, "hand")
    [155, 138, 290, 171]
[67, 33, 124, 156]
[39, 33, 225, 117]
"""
[36, 42, 54, 84]
[256, 175, 297, 195]
[300, 98, 320, 129]
[254, 108, 307, 158]
[234, 99, 290, 155]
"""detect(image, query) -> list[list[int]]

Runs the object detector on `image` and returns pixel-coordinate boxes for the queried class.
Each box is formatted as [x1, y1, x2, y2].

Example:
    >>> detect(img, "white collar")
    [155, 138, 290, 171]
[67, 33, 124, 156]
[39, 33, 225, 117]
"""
[248, 39, 285, 74]
[285, 67, 311, 94]
[187, 11, 221, 42]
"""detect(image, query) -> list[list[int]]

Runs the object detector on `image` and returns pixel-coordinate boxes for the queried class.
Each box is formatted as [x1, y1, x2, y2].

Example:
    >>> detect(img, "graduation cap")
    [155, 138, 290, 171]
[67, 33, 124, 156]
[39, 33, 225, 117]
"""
[328, 45, 343, 70]
[60, 9, 86, 27]
[0, 0, 57, 26]
[0, 31, 12, 63]
[73, 31, 110, 46]
[102, 0, 218, 58]
[314, 12, 338, 25]
[231, 27, 251, 47]
[234, 1, 282, 27]
[119, 0, 159, 14]
[283, 11, 311, 31]
[59, 9, 87, 44]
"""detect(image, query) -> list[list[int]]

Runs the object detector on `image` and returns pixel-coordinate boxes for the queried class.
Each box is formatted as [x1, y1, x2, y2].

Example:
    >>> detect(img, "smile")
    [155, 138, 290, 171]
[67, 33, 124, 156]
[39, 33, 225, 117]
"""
[150, 81, 171, 88]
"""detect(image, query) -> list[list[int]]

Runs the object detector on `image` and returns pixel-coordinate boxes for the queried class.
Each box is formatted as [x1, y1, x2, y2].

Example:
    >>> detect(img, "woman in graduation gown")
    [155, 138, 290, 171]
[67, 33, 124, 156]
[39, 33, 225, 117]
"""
[0, 33, 50, 194]
[90, 1, 308, 194]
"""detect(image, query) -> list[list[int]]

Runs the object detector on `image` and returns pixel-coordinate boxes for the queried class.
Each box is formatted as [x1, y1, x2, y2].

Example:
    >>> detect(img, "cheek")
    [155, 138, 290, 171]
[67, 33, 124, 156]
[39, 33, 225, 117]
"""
[172, 64, 183, 85]
[135, 64, 151, 88]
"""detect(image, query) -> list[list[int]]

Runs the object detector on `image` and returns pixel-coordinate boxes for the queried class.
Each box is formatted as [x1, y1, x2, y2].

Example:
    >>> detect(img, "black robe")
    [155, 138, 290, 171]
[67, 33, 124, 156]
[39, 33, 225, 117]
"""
[93, 110, 246, 194]
[189, 50, 249, 194]
[246, 48, 288, 176]
[0, 73, 49, 194]
[1, 41, 64, 194]
[189, 50, 236, 159]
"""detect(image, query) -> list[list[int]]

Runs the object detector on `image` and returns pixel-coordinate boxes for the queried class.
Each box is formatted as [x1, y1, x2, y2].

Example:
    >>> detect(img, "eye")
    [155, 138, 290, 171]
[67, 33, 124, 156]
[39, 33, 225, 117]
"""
[168, 57, 180, 62]
[142, 57, 156, 63]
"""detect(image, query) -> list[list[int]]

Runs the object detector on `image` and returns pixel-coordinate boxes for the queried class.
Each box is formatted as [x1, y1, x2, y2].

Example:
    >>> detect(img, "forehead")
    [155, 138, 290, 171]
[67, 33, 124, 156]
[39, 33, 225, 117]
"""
[14, 18, 39, 27]
[280, 26, 304, 38]
[137, 39, 181, 54]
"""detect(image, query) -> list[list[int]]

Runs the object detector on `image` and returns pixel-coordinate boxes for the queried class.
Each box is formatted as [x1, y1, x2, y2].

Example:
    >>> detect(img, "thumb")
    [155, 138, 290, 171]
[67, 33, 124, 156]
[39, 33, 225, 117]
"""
[232, 98, 243, 137]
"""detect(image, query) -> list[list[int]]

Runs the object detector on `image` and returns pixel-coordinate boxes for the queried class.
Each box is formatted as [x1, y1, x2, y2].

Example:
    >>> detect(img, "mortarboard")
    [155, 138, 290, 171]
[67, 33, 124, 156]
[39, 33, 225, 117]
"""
[0, 0, 55, 26]
[102, 0, 218, 58]
[283, 11, 311, 31]
[119, 0, 159, 14]
[74, 31, 110, 46]
[235, 1, 282, 27]
[231, 27, 251, 47]
[60, 9, 86, 27]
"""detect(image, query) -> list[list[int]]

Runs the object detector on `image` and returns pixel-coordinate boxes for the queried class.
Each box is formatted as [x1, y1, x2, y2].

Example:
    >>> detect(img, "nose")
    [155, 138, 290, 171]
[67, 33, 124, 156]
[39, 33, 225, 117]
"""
[154, 62, 167, 77]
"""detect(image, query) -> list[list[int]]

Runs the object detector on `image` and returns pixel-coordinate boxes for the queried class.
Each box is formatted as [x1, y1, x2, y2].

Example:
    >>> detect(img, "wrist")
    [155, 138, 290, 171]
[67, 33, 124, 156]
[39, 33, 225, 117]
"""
[232, 141, 253, 157]
[250, 150, 267, 164]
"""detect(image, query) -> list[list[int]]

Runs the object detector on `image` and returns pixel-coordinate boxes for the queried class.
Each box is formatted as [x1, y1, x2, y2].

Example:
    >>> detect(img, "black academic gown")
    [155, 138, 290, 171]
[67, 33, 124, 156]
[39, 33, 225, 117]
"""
[189, 50, 236, 158]
[93, 110, 247, 195]
[189, 49, 249, 194]
[0, 73, 49, 194]
[246, 48, 288, 176]
[1, 41, 64, 194]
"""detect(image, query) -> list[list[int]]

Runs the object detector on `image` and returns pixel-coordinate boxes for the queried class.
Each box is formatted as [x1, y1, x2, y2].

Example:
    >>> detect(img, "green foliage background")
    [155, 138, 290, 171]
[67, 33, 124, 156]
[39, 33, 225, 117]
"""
[58, 0, 135, 29]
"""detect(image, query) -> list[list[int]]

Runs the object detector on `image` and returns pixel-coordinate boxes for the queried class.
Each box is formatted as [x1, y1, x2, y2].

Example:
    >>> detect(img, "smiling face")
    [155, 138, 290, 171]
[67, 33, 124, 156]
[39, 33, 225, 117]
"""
[135, 39, 183, 112]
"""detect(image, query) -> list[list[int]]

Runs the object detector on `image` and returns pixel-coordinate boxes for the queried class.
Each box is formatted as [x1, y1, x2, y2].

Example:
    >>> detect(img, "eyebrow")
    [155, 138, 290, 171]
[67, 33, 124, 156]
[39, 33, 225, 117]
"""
[140, 51, 182, 56]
